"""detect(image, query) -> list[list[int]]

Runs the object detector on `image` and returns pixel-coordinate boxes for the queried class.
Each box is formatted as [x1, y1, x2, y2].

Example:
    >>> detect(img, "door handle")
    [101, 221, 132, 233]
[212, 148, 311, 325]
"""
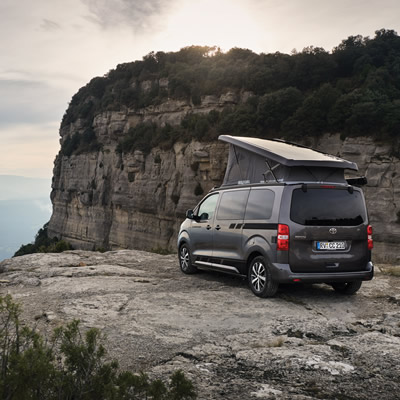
[206, 225, 212, 230]
[215, 225, 221, 230]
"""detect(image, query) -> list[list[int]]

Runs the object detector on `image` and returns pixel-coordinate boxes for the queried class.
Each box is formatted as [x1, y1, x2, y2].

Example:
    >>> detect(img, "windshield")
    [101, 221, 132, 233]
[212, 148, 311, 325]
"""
[290, 188, 366, 226]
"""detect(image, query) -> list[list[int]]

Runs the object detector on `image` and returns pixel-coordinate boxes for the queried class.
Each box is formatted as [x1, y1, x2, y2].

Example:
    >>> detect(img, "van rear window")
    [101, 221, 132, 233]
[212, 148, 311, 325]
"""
[290, 188, 366, 226]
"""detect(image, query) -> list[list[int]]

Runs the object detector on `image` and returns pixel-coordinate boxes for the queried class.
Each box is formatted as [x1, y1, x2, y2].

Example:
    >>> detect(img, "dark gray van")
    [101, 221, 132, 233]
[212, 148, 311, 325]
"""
[177, 136, 373, 298]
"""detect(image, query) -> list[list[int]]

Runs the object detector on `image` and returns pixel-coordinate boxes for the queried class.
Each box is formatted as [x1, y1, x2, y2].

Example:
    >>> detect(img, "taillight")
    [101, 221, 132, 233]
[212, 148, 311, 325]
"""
[367, 225, 373, 250]
[277, 224, 289, 251]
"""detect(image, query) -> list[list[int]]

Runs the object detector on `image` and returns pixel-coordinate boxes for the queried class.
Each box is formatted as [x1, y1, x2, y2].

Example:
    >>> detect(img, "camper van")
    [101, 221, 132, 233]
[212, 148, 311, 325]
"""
[177, 135, 373, 298]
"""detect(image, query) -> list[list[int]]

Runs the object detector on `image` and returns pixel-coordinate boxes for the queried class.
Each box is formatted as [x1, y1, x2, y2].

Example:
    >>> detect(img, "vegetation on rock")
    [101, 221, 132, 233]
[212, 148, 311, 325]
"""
[61, 128, 102, 156]
[60, 29, 400, 157]
[0, 295, 196, 399]
[13, 223, 73, 257]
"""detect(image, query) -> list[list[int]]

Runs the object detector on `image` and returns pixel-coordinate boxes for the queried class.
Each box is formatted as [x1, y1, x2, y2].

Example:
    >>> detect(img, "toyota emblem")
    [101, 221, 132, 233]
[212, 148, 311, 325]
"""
[329, 228, 337, 234]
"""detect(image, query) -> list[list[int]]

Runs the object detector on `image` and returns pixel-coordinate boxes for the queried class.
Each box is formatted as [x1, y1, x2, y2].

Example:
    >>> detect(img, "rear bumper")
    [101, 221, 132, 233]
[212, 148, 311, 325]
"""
[270, 261, 374, 284]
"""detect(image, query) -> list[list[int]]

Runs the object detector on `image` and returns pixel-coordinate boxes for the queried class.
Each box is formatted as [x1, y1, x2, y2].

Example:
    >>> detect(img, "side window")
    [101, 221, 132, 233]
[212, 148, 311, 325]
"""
[216, 190, 249, 220]
[197, 194, 219, 221]
[245, 189, 275, 220]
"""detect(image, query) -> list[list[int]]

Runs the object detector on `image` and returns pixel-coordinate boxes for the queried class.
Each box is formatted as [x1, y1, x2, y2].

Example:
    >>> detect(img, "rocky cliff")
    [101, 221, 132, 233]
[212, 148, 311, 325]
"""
[48, 92, 400, 262]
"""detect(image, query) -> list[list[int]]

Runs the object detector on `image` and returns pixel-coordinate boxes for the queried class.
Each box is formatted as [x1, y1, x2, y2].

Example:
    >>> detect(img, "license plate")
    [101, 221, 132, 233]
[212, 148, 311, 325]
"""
[316, 241, 346, 250]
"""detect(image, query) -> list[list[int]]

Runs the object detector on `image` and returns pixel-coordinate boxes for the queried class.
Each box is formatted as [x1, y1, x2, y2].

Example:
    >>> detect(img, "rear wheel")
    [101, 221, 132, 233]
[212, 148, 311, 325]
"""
[179, 244, 197, 274]
[331, 281, 362, 295]
[248, 256, 278, 298]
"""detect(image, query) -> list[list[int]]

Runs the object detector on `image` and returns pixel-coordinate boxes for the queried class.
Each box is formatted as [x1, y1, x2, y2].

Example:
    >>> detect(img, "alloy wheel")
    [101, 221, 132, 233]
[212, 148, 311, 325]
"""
[180, 246, 190, 271]
[251, 261, 266, 292]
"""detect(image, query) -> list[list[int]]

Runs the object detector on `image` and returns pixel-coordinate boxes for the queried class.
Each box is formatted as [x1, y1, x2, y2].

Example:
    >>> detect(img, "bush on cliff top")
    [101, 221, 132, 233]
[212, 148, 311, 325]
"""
[13, 223, 73, 257]
[61, 29, 400, 156]
[0, 294, 197, 400]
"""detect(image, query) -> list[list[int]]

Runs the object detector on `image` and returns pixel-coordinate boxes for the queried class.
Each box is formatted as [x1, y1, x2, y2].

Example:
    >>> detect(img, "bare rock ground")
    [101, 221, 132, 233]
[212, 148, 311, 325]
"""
[1, 250, 400, 399]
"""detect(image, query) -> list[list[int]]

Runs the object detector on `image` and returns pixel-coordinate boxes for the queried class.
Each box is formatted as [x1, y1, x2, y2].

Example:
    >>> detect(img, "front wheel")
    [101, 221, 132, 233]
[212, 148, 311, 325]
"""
[178, 244, 197, 274]
[248, 256, 278, 298]
[331, 281, 362, 295]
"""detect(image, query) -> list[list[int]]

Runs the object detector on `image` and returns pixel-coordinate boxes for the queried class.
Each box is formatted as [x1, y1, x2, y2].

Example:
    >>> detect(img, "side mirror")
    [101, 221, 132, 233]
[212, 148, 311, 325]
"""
[186, 209, 194, 219]
[199, 213, 209, 220]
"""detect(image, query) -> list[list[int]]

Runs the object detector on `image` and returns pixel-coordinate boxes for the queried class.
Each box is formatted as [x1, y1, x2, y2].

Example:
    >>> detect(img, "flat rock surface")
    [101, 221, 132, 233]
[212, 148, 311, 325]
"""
[1, 250, 400, 399]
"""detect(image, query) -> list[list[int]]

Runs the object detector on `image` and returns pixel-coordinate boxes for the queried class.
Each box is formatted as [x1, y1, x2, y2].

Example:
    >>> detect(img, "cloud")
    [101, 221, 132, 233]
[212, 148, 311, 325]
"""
[81, 0, 173, 31]
[40, 18, 62, 31]
[0, 79, 67, 126]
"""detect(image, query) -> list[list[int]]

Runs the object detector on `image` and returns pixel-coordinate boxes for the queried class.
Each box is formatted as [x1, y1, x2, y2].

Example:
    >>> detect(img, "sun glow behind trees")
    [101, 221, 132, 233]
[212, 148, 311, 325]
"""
[154, 0, 266, 53]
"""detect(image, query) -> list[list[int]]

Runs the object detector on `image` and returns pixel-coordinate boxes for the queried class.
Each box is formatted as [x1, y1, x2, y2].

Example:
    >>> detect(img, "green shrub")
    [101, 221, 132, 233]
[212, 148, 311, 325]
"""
[116, 123, 157, 154]
[0, 295, 197, 400]
[13, 224, 73, 257]
[61, 130, 102, 157]
[53, 240, 72, 253]
[0, 295, 56, 399]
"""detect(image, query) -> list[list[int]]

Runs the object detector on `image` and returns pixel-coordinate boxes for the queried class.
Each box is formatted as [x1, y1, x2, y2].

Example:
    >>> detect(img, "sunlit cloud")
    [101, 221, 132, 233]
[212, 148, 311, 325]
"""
[152, 0, 265, 53]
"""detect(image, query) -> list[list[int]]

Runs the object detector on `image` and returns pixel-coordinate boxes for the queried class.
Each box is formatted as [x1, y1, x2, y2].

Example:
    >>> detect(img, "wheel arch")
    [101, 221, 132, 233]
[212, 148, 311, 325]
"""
[245, 247, 271, 273]
[177, 231, 190, 251]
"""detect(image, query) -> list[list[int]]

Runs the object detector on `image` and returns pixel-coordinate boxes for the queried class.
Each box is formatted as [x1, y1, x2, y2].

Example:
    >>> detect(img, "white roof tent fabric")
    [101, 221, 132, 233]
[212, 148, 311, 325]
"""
[219, 135, 358, 186]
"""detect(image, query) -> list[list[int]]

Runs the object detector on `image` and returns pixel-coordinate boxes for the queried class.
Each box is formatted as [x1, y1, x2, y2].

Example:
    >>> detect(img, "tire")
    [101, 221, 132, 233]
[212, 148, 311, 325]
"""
[331, 281, 362, 295]
[248, 256, 278, 298]
[178, 244, 197, 274]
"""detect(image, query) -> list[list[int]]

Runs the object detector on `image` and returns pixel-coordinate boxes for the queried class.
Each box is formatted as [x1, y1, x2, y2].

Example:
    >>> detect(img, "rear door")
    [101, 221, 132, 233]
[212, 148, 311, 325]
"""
[286, 186, 369, 273]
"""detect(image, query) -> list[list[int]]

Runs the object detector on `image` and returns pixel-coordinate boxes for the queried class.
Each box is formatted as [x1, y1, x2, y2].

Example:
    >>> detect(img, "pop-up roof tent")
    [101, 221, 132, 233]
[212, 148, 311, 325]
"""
[219, 135, 359, 186]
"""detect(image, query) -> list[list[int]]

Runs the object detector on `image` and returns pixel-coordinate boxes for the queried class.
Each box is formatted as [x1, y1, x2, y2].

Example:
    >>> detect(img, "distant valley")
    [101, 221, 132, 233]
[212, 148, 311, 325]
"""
[0, 176, 51, 260]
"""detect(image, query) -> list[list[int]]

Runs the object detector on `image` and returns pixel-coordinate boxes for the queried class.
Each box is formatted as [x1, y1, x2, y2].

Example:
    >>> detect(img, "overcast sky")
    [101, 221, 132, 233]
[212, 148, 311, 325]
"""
[1, 0, 399, 178]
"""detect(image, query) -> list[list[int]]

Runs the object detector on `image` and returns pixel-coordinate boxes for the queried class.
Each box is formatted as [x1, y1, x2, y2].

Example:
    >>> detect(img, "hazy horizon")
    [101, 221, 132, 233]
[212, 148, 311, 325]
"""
[0, 175, 52, 261]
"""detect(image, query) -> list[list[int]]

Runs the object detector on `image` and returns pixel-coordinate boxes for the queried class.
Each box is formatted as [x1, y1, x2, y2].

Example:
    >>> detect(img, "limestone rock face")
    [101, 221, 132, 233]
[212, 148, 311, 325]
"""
[48, 96, 400, 262]
[49, 138, 227, 251]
